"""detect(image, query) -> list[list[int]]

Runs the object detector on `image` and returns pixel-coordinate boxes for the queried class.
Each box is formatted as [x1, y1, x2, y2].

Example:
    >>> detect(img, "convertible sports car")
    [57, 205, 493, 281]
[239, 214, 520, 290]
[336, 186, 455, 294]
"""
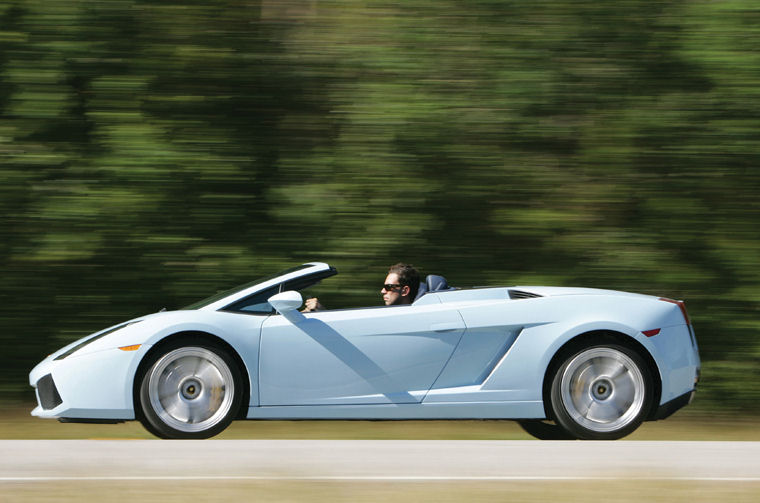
[30, 262, 700, 440]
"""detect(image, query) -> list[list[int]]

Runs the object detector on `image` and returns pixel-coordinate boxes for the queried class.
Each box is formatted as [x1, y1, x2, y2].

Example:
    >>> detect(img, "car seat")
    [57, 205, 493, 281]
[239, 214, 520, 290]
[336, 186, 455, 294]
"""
[414, 275, 452, 301]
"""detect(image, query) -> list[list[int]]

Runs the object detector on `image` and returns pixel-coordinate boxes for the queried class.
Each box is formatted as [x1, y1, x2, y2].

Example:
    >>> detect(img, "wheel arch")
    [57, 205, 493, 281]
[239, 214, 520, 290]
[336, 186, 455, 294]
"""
[132, 330, 252, 422]
[541, 330, 662, 422]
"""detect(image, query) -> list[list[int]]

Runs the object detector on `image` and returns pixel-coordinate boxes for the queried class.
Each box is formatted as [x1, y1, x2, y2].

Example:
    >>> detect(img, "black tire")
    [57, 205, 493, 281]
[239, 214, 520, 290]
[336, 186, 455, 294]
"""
[517, 419, 576, 440]
[549, 344, 652, 440]
[137, 339, 243, 439]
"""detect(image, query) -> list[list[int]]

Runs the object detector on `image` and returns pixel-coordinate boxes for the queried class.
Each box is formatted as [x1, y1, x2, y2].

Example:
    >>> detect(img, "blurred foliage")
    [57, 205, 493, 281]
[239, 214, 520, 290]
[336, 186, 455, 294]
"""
[1, 0, 758, 413]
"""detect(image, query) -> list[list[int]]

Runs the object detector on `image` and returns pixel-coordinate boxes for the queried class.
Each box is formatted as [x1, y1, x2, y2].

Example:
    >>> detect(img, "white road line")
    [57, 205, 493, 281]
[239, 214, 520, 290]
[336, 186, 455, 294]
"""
[2, 476, 759, 482]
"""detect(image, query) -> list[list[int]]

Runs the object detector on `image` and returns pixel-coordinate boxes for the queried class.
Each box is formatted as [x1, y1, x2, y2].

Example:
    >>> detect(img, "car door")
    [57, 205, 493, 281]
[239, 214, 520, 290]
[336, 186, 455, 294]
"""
[258, 303, 466, 405]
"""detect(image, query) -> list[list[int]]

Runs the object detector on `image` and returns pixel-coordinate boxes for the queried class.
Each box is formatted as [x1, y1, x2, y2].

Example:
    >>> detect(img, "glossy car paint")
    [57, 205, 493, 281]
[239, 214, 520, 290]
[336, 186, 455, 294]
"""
[30, 262, 700, 425]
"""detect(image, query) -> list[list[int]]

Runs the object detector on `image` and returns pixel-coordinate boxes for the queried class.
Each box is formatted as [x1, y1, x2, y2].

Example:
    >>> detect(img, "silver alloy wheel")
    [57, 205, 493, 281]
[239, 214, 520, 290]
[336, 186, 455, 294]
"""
[559, 347, 646, 433]
[147, 347, 235, 433]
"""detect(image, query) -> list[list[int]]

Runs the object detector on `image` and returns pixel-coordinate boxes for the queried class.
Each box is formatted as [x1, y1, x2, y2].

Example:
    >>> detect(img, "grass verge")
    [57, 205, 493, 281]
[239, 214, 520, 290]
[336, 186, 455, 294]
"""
[1, 404, 758, 440]
[2, 480, 760, 503]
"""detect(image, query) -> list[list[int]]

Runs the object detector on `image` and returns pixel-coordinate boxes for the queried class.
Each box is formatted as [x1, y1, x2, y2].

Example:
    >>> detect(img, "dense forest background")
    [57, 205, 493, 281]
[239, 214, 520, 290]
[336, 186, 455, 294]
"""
[1, 0, 758, 414]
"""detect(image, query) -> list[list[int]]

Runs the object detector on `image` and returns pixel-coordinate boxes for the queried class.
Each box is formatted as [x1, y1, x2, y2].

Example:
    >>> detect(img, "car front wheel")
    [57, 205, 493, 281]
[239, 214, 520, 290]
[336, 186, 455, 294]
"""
[138, 341, 242, 439]
[549, 344, 652, 440]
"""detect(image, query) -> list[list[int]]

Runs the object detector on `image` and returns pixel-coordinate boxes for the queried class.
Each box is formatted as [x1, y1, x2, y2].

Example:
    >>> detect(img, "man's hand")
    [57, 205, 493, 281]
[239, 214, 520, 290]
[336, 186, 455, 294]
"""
[302, 297, 324, 312]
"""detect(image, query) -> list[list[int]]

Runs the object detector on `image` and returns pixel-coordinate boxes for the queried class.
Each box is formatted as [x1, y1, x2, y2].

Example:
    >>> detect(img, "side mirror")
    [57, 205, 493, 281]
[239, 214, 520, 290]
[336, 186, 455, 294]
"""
[268, 291, 303, 314]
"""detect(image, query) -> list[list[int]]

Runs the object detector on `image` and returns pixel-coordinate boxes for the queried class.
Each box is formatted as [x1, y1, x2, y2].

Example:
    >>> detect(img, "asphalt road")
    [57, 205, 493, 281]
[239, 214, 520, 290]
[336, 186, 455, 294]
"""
[1, 440, 759, 481]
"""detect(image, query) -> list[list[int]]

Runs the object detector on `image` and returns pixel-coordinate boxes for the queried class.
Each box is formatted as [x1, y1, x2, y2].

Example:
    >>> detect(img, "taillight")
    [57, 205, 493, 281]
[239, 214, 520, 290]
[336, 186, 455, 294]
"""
[659, 297, 691, 326]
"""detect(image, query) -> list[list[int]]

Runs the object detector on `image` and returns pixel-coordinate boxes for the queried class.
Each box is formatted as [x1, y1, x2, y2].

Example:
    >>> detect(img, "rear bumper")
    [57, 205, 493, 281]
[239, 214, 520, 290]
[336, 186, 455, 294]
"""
[652, 389, 696, 420]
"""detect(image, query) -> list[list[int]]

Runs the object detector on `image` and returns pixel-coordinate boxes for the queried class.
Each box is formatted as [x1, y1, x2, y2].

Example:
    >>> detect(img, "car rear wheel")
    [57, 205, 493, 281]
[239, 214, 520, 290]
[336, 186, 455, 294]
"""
[549, 344, 652, 440]
[138, 341, 242, 439]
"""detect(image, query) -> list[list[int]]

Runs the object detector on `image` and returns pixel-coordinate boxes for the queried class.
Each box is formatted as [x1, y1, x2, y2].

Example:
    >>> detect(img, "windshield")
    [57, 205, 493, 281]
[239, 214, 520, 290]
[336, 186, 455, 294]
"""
[183, 264, 314, 310]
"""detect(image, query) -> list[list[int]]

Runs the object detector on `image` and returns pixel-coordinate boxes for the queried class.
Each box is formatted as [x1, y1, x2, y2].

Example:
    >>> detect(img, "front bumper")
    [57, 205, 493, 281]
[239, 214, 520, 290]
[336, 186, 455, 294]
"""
[29, 346, 148, 421]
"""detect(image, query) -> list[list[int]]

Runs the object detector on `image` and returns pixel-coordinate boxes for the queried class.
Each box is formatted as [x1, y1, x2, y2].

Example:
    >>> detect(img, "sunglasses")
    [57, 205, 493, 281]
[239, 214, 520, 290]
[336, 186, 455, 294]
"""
[382, 283, 403, 291]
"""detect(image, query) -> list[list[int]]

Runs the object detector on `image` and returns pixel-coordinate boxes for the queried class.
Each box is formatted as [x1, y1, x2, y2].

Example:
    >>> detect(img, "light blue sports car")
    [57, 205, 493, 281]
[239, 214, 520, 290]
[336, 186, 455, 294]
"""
[29, 262, 700, 440]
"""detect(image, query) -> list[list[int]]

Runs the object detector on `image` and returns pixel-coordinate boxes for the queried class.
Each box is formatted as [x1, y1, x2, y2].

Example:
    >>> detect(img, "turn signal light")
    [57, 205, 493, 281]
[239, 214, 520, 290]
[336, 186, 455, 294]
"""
[118, 344, 142, 352]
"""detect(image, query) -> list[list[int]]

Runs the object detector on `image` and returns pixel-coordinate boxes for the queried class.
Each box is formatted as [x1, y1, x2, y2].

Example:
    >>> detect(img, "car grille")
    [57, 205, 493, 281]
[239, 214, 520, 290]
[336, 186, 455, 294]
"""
[37, 374, 62, 410]
[508, 290, 543, 300]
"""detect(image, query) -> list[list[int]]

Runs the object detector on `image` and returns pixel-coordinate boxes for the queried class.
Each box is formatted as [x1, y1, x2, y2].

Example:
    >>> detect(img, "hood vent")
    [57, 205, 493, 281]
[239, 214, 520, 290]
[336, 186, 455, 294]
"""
[509, 290, 543, 300]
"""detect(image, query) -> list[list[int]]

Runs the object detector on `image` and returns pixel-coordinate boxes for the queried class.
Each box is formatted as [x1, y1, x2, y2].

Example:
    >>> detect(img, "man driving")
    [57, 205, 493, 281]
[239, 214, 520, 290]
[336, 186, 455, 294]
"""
[303, 262, 420, 312]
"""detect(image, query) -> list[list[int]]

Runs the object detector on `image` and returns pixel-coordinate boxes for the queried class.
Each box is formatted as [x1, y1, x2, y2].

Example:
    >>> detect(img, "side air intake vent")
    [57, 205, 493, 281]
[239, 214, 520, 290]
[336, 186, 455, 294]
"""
[509, 290, 542, 300]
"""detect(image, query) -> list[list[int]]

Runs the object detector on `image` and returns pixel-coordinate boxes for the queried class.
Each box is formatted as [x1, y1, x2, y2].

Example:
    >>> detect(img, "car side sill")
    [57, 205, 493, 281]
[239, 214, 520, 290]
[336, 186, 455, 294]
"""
[246, 401, 545, 420]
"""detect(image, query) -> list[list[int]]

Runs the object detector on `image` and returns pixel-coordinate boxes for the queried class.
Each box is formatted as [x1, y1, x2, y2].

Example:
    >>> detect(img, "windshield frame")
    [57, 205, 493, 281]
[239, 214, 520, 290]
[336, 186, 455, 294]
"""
[184, 263, 335, 311]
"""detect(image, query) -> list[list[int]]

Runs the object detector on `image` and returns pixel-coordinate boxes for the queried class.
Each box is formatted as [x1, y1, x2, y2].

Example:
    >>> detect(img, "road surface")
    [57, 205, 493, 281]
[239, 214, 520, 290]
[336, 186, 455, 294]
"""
[2, 440, 759, 481]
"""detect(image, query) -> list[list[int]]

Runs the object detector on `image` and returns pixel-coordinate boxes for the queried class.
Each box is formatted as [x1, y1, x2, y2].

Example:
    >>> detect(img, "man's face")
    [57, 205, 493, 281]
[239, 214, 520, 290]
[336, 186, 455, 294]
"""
[381, 272, 410, 306]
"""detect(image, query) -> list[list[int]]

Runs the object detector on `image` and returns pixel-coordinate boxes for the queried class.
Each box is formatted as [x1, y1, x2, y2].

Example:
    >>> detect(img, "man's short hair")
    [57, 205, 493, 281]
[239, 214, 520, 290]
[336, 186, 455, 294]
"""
[389, 263, 420, 300]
